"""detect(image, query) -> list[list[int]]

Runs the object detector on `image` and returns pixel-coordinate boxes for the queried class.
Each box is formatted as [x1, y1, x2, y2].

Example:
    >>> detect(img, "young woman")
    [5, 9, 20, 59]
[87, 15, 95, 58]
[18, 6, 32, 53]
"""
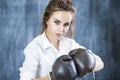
[19, 0, 104, 80]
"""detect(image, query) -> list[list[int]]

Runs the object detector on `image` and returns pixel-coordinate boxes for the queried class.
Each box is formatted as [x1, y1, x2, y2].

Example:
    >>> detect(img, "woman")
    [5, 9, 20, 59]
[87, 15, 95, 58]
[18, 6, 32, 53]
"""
[19, 0, 104, 80]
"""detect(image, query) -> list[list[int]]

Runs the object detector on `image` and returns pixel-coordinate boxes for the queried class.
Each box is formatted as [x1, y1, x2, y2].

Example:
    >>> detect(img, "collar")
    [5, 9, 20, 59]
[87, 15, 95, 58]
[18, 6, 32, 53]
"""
[40, 31, 65, 53]
[40, 32, 52, 50]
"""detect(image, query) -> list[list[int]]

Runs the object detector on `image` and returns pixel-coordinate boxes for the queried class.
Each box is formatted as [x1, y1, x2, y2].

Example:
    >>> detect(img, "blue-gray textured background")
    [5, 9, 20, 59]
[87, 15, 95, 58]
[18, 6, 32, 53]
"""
[0, 0, 120, 80]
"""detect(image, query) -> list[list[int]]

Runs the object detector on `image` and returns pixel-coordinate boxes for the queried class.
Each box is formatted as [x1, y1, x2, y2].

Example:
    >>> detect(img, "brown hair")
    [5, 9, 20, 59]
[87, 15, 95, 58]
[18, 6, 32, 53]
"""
[40, 0, 76, 38]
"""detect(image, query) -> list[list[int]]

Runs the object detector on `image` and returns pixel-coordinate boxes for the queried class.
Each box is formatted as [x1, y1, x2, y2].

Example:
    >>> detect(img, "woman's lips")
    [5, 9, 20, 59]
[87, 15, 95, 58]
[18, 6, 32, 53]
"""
[55, 33, 62, 37]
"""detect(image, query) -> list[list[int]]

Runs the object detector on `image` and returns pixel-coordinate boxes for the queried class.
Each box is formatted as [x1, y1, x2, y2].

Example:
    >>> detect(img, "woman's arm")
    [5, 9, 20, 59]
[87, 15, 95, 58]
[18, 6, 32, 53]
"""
[34, 76, 50, 80]
[93, 54, 104, 72]
[88, 50, 104, 72]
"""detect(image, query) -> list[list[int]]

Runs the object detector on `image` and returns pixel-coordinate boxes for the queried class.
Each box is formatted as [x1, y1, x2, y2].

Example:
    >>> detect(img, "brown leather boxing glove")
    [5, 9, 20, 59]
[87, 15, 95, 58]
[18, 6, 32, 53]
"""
[69, 48, 96, 78]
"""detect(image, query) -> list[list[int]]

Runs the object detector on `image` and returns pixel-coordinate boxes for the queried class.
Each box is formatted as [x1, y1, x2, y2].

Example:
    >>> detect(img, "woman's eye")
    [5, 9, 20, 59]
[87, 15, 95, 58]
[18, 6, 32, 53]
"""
[54, 21, 60, 25]
[64, 23, 70, 27]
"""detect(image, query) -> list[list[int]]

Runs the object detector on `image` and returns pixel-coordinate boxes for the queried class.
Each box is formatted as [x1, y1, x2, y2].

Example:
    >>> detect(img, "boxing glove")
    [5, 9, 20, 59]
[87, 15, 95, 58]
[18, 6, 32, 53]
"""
[50, 55, 77, 80]
[69, 48, 96, 77]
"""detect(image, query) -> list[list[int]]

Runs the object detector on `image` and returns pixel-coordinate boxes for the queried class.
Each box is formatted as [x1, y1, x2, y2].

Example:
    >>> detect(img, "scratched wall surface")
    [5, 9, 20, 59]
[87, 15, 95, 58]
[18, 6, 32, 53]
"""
[74, 0, 120, 80]
[0, 0, 120, 80]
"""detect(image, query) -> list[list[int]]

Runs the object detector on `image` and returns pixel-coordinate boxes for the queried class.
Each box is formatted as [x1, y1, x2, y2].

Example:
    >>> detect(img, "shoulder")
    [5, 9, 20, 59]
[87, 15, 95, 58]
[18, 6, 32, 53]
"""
[23, 35, 43, 57]
[62, 37, 85, 50]
[62, 37, 77, 43]
[25, 35, 41, 50]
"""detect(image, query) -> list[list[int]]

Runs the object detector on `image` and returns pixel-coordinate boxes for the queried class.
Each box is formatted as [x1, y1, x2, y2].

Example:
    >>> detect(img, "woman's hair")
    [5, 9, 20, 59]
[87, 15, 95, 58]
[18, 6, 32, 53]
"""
[40, 0, 76, 38]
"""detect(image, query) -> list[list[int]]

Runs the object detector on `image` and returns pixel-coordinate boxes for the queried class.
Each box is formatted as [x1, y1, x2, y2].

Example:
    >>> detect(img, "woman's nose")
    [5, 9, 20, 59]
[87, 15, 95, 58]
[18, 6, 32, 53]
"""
[58, 25, 64, 34]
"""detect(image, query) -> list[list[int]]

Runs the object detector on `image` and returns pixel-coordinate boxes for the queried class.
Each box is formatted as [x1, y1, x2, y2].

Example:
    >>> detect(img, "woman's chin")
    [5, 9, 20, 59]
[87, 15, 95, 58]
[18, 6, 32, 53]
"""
[56, 36, 63, 40]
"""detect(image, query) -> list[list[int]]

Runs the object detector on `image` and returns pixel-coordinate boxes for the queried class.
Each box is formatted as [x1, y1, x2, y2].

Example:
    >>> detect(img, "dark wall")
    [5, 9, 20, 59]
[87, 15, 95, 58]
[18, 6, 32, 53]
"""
[0, 0, 120, 80]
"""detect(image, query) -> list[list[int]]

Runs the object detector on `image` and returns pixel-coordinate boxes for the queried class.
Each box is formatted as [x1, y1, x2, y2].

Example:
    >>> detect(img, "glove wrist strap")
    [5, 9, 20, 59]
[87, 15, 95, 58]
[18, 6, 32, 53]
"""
[49, 72, 55, 80]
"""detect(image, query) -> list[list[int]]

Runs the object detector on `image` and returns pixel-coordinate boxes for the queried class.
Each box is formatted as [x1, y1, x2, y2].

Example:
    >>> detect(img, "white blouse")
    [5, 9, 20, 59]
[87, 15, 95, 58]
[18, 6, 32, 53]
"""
[19, 32, 85, 80]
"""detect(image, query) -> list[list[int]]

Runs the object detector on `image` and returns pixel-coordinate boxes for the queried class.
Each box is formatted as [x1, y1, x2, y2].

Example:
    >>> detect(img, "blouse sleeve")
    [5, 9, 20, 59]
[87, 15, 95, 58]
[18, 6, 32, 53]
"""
[19, 45, 40, 80]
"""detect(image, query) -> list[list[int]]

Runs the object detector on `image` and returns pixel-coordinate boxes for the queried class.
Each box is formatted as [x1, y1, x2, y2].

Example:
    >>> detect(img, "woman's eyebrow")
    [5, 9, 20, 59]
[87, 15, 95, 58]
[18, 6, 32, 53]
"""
[54, 18, 71, 24]
[65, 22, 70, 24]
[54, 18, 61, 22]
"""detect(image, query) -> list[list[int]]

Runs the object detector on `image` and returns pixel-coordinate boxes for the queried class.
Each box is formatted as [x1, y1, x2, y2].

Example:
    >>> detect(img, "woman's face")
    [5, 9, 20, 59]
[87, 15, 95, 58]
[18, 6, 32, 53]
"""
[45, 11, 73, 41]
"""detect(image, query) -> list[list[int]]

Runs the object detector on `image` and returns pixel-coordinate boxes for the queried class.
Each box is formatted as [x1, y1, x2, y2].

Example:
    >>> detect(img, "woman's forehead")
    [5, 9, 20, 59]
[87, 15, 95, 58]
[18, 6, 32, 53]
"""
[50, 11, 73, 22]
